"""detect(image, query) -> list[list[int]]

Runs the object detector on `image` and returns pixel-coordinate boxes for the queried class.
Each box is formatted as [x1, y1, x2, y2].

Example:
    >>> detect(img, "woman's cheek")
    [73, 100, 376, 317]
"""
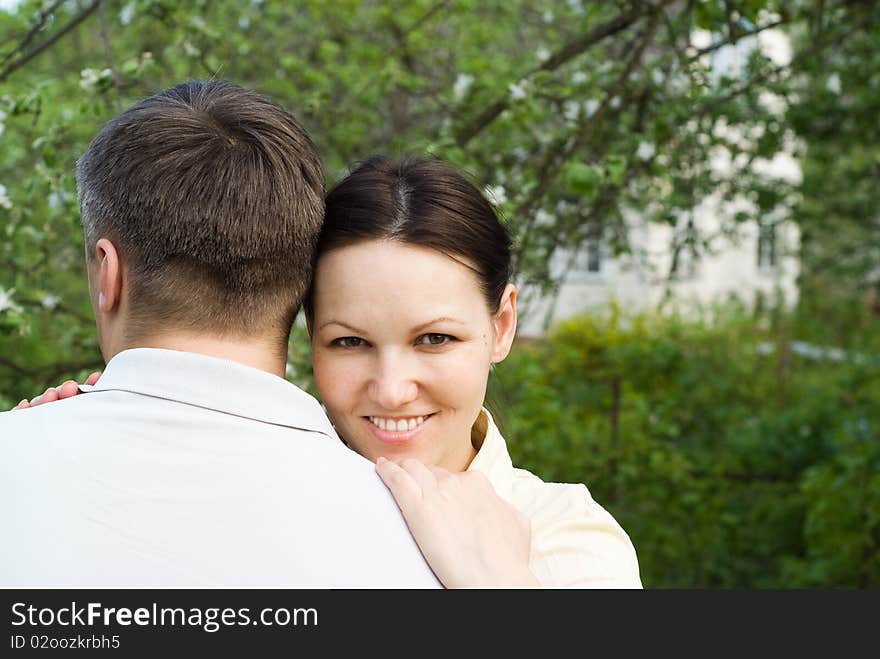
[312, 351, 351, 411]
[436, 347, 491, 406]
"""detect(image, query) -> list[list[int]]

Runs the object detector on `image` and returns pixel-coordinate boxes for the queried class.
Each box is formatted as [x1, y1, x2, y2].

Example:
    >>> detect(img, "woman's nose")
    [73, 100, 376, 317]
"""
[368, 352, 419, 410]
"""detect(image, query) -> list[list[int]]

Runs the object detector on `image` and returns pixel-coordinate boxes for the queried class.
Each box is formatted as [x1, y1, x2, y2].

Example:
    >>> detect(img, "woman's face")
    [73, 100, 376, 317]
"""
[310, 240, 516, 472]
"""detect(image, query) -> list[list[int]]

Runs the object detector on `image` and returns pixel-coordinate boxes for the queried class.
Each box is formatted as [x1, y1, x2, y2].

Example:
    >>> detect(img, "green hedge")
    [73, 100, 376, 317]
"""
[488, 305, 880, 587]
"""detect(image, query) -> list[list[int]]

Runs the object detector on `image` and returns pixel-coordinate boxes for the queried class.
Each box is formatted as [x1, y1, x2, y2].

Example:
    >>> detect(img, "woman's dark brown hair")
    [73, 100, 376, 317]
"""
[305, 155, 512, 318]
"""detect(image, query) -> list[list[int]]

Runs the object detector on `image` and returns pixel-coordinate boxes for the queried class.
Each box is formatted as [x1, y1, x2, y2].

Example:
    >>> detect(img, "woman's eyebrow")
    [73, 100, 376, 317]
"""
[411, 317, 465, 333]
[318, 320, 367, 334]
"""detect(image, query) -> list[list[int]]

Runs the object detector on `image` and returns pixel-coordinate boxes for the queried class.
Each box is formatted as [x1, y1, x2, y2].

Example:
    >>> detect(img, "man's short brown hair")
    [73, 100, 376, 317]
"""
[76, 80, 324, 343]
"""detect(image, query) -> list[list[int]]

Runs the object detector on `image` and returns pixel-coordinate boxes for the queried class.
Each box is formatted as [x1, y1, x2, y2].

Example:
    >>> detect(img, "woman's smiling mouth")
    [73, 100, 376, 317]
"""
[364, 414, 434, 443]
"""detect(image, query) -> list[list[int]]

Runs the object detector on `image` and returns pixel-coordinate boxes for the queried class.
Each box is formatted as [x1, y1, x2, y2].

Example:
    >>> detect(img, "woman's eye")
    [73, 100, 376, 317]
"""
[331, 336, 366, 348]
[417, 333, 455, 346]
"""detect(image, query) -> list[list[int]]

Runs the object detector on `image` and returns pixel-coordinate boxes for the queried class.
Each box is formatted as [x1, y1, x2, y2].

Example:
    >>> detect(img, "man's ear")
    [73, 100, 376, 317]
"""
[94, 238, 123, 313]
[490, 283, 517, 364]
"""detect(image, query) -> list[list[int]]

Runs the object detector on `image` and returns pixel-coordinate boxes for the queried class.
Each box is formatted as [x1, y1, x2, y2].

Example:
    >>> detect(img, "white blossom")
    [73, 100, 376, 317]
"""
[536, 47, 550, 63]
[583, 99, 600, 116]
[571, 71, 588, 85]
[542, 10, 554, 23]
[563, 100, 580, 122]
[453, 73, 474, 101]
[47, 189, 71, 209]
[0, 288, 17, 313]
[556, 198, 574, 213]
[0, 183, 11, 209]
[826, 73, 841, 94]
[668, 72, 689, 94]
[535, 209, 554, 226]
[651, 68, 666, 86]
[566, 0, 584, 15]
[484, 185, 508, 206]
[119, 2, 135, 25]
[41, 294, 60, 311]
[508, 81, 527, 101]
[636, 141, 656, 161]
[79, 68, 111, 91]
[80, 69, 99, 89]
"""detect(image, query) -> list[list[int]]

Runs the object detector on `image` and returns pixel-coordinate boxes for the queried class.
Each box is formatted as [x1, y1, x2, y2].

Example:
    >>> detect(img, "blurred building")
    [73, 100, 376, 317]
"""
[518, 192, 800, 336]
[518, 23, 800, 337]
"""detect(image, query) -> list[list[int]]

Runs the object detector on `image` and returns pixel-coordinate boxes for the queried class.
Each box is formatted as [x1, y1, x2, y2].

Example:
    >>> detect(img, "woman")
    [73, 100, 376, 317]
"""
[18, 156, 642, 588]
[309, 155, 641, 588]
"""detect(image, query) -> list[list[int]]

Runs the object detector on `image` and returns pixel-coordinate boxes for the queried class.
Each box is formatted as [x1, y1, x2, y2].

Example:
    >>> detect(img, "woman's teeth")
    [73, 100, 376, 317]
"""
[369, 416, 426, 432]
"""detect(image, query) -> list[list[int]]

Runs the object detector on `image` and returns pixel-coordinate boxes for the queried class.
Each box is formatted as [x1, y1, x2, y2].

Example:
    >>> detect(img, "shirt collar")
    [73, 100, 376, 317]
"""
[77, 348, 338, 439]
[467, 407, 515, 495]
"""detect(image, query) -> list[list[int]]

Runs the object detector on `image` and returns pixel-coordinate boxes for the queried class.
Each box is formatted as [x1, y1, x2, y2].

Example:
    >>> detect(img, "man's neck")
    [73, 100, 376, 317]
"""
[105, 333, 288, 378]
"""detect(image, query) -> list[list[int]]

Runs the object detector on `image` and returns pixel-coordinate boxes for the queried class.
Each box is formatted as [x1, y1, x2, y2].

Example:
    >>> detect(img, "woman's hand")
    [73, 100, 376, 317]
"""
[376, 456, 540, 589]
[11, 371, 102, 411]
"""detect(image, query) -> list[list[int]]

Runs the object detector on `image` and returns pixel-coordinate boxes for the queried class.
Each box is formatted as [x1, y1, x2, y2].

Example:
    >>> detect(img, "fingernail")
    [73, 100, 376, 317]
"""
[376, 456, 387, 464]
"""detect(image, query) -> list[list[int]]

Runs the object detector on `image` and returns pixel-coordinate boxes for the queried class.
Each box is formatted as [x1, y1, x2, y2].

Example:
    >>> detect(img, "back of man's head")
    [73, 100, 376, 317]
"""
[76, 80, 324, 343]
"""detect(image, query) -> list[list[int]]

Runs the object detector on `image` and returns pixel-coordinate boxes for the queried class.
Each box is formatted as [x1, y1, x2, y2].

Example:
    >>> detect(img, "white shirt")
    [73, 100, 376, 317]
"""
[468, 409, 642, 588]
[0, 348, 439, 588]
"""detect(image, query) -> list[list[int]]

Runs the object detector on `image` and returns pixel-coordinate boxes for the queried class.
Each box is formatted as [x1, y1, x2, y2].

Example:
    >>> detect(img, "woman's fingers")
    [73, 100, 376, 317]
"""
[58, 380, 79, 399]
[375, 457, 424, 513]
[425, 463, 454, 480]
[375, 458, 538, 588]
[395, 458, 440, 491]
[11, 372, 97, 411]
[30, 387, 59, 407]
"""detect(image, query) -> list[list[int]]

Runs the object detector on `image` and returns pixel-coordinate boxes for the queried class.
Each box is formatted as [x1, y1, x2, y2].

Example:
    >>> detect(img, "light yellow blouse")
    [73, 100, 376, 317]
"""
[467, 408, 643, 588]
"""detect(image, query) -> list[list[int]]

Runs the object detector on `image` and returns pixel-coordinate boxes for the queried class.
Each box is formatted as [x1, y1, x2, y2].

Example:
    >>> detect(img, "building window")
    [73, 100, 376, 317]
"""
[568, 239, 602, 277]
[758, 222, 778, 269]
[671, 216, 697, 280]
[562, 226, 603, 283]
[578, 223, 602, 275]
[585, 234, 601, 273]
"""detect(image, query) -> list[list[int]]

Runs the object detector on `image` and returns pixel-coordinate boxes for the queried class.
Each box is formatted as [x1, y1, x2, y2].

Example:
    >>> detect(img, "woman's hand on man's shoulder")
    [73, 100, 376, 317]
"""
[375, 456, 540, 589]
[10, 371, 102, 411]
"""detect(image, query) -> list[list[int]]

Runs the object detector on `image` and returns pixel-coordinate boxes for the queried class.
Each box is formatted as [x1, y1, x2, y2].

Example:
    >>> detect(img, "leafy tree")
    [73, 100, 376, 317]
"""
[489, 307, 880, 587]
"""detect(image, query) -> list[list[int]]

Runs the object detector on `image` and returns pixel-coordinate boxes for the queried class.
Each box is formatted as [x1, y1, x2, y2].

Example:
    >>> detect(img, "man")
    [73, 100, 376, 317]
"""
[0, 80, 439, 587]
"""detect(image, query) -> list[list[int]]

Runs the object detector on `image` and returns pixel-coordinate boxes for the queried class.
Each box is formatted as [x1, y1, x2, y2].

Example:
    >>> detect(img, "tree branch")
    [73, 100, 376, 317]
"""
[512, 12, 664, 272]
[696, 16, 870, 118]
[0, 0, 67, 68]
[688, 18, 787, 61]
[0, 0, 101, 83]
[454, 7, 643, 147]
[98, 0, 123, 112]
[401, 0, 453, 38]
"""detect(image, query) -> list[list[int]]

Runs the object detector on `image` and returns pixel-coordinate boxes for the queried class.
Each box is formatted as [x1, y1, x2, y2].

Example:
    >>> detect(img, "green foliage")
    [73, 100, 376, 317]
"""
[488, 305, 880, 587]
